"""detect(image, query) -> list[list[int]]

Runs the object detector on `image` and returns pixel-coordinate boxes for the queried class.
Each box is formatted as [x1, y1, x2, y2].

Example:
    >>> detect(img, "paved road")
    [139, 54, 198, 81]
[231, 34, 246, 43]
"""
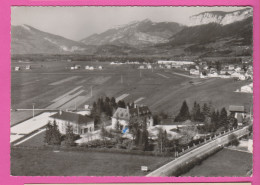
[171, 72, 197, 79]
[146, 126, 250, 176]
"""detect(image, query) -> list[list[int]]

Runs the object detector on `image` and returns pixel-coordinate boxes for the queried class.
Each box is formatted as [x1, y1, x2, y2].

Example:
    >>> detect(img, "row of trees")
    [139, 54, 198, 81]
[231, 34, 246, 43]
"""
[174, 101, 237, 132]
[91, 96, 137, 117]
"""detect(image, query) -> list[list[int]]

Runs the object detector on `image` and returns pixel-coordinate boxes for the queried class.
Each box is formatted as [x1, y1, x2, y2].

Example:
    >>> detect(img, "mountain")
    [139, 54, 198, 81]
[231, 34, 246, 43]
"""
[167, 17, 253, 57]
[189, 7, 253, 26]
[80, 19, 185, 47]
[11, 25, 93, 54]
[170, 17, 252, 46]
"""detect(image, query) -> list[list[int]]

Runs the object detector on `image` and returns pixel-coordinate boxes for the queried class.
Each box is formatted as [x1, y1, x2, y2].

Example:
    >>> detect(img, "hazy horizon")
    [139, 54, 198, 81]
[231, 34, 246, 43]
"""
[11, 6, 249, 41]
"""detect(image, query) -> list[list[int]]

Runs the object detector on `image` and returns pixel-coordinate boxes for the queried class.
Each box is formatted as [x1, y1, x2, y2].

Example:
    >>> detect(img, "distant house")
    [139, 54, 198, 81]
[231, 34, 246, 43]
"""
[220, 70, 234, 75]
[245, 71, 253, 79]
[235, 67, 242, 72]
[147, 64, 152, 69]
[85, 66, 90, 70]
[75, 65, 81, 70]
[241, 83, 253, 93]
[25, 65, 31, 70]
[49, 111, 94, 135]
[231, 72, 241, 78]
[209, 68, 217, 73]
[208, 72, 218, 77]
[89, 66, 94, 70]
[98, 66, 103, 70]
[139, 65, 145, 69]
[228, 65, 235, 70]
[190, 69, 199, 75]
[14, 66, 20, 71]
[70, 67, 75, 70]
[111, 106, 153, 131]
[239, 74, 246, 81]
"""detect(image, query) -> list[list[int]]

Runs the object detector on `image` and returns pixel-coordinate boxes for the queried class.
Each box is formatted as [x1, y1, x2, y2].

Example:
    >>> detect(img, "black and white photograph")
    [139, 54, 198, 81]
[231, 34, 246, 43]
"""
[10, 6, 253, 177]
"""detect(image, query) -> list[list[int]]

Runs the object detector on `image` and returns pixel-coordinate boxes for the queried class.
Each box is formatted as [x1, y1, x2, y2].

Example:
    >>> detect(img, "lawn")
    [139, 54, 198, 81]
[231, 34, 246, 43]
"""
[182, 148, 253, 177]
[11, 147, 172, 176]
[11, 60, 252, 125]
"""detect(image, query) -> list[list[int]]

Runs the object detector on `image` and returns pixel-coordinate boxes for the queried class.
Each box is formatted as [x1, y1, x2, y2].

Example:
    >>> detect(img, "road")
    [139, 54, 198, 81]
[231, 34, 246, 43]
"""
[171, 72, 197, 79]
[146, 126, 250, 176]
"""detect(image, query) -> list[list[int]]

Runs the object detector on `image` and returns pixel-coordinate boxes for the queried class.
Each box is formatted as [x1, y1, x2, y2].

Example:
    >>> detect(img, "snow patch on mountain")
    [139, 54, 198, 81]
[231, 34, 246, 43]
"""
[189, 8, 253, 26]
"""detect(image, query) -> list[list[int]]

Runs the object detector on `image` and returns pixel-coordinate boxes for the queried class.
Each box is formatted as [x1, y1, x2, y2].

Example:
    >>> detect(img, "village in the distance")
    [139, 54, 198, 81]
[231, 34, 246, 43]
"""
[10, 7, 253, 177]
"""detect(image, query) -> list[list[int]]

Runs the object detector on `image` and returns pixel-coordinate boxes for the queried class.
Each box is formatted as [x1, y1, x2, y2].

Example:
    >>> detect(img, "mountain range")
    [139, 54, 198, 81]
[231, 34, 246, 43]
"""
[11, 7, 253, 57]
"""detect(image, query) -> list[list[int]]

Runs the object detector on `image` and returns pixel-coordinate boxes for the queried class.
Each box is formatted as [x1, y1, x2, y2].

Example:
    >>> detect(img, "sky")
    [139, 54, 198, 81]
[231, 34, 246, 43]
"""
[11, 6, 248, 41]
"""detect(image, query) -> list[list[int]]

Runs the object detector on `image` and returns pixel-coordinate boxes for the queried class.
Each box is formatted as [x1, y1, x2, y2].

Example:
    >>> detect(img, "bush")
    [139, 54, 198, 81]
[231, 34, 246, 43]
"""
[228, 134, 240, 146]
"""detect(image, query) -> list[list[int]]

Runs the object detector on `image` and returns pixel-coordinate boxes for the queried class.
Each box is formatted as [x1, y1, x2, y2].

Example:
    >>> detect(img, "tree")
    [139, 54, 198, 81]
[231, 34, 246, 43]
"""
[219, 107, 228, 128]
[44, 121, 52, 144]
[139, 117, 149, 151]
[44, 120, 62, 145]
[64, 124, 76, 146]
[202, 103, 211, 117]
[228, 133, 240, 146]
[156, 128, 168, 153]
[191, 101, 198, 121]
[118, 100, 126, 108]
[52, 120, 62, 145]
[195, 104, 205, 122]
[216, 61, 222, 72]
[174, 100, 191, 122]
[128, 116, 141, 143]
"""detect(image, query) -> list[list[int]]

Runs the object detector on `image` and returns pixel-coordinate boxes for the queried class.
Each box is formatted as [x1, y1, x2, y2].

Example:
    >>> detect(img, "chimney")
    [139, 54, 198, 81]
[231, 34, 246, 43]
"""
[59, 110, 62, 115]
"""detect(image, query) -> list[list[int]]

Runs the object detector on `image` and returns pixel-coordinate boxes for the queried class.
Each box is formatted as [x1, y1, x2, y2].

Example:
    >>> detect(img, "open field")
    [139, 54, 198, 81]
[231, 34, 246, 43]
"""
[182, 148, 252, 177]
[11, 147, 171, 176]
[11, 60, 253, 125]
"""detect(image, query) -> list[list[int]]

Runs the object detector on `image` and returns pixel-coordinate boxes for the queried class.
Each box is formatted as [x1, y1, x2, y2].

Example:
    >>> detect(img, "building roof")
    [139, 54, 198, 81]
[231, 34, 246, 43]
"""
[112, 106, 151, 120]
[50, 111, 93, 124]
[229, 105, 245, 112]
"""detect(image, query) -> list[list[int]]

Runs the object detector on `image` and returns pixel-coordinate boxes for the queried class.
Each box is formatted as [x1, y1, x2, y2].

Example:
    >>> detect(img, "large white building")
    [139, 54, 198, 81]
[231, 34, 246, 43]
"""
[111, 106, 153, 130]
[49, 111, 94, 135]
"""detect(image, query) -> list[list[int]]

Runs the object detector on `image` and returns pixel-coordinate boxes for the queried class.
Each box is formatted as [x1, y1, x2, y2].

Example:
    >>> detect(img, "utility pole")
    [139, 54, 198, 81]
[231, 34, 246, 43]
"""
[32, 103, 35, 118]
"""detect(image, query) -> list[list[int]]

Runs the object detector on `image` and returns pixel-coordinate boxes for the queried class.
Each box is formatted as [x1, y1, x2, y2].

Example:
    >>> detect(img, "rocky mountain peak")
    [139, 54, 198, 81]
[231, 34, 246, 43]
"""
[189, 7, 253, 26]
